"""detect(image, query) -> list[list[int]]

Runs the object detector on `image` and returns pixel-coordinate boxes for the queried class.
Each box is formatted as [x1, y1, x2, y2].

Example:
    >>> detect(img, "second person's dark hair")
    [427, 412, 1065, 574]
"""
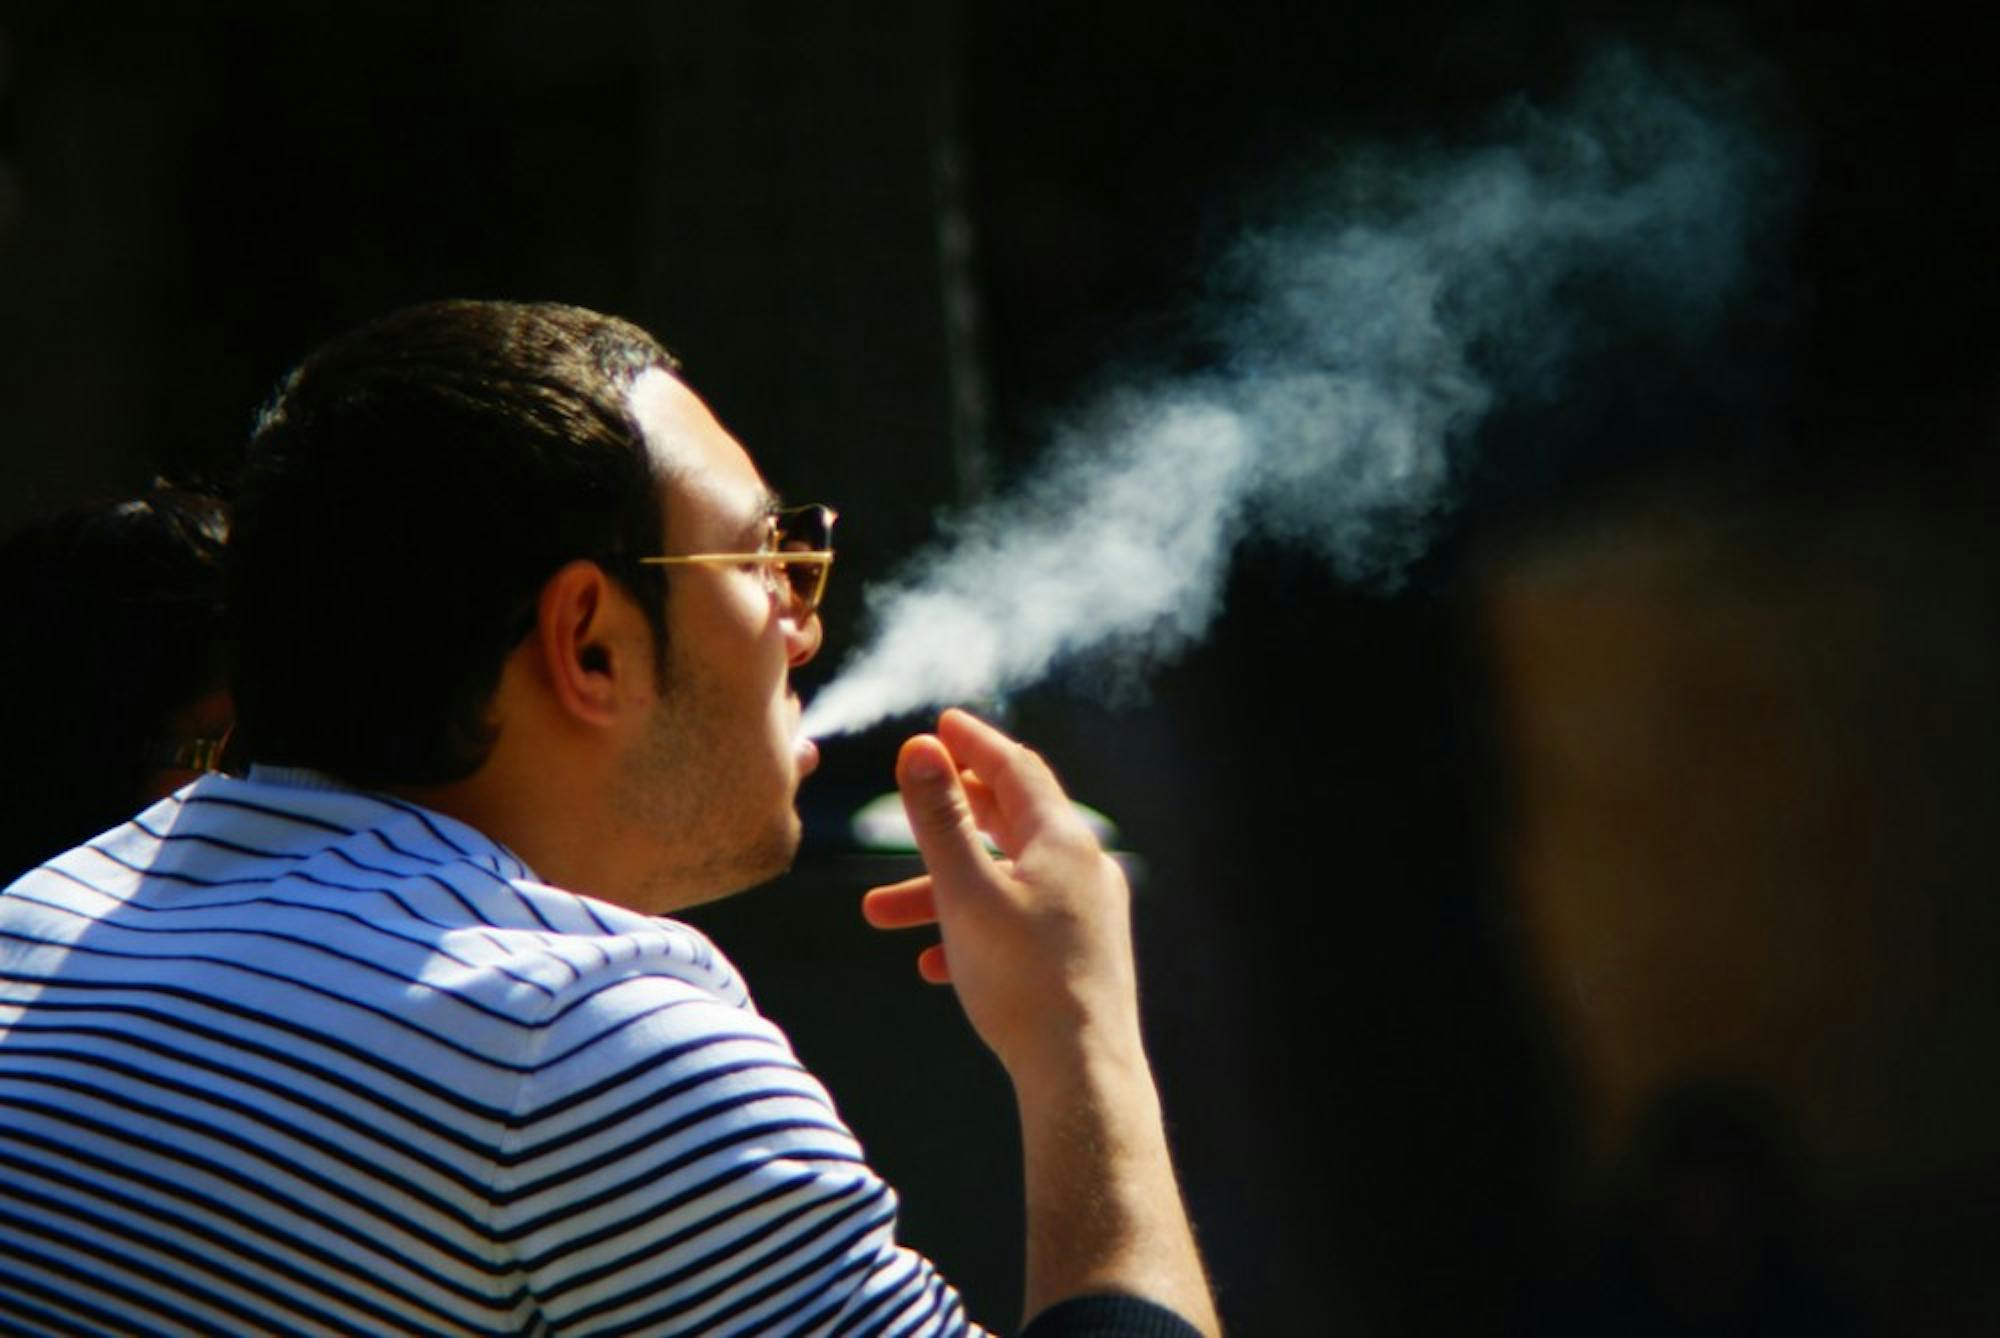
[0, 488, 229, 880]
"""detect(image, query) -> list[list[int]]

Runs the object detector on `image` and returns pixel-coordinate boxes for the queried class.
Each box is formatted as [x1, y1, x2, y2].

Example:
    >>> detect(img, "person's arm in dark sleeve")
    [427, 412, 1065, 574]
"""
[1020, 1293, 1210, 1337]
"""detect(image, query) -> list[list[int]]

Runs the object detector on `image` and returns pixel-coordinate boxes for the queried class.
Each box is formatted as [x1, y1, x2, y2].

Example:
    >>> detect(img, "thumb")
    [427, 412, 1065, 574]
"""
[897, 733, 993, 891]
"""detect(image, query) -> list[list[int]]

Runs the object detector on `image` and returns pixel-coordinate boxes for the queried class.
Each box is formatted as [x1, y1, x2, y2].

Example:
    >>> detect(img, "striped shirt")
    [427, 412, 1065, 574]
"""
[0, 767, 977, 1336]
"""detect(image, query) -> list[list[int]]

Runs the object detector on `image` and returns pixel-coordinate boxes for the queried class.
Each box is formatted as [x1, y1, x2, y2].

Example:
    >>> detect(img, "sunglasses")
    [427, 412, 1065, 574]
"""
[639, 503, 837, 619]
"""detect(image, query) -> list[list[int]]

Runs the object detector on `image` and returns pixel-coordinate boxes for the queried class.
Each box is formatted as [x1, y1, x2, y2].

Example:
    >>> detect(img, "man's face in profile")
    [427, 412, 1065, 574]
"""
[612, 368, 824, 909]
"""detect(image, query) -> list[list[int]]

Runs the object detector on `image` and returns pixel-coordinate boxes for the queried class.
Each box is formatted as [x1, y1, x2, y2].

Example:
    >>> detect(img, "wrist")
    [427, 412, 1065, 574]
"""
[1007, 1017, 1160, 1121]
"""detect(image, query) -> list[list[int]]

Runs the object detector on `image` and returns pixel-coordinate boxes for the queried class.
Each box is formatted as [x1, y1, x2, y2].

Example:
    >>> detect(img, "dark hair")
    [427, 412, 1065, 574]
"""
[0, 488, 230, 880]
[227, 300, 678, 788]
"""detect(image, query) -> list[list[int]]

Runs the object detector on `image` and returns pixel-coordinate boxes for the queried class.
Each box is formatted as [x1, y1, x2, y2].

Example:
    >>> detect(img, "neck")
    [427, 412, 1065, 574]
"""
[389, 753, 645, 911]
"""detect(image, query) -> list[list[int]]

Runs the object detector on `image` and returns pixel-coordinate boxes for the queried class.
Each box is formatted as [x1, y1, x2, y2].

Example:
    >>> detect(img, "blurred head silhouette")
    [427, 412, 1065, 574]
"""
[0, 488, 231, 881]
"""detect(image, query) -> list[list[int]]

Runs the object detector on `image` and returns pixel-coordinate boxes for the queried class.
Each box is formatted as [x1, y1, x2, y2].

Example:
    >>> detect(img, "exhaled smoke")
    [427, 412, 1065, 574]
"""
[801, 49, 1781, 739]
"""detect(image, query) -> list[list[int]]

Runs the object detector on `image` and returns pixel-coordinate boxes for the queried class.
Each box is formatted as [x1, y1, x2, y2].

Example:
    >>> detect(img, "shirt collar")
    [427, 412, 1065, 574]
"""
[238, 763, 541, 883]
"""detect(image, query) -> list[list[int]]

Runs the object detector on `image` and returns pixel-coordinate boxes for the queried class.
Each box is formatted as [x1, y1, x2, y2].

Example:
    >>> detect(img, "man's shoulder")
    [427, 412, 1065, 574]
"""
[474, 882, 757, 1016]
[19, 769, 762, 1020]
[492, 897, 839, 1144]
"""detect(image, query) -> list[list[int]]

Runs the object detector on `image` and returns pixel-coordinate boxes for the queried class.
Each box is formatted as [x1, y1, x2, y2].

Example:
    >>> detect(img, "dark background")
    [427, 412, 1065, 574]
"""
[3, 2, 1995, 1333]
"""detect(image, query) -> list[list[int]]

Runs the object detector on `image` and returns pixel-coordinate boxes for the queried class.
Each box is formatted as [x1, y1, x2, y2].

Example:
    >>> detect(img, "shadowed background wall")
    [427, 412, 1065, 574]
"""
[2, 2, 1995, 1333]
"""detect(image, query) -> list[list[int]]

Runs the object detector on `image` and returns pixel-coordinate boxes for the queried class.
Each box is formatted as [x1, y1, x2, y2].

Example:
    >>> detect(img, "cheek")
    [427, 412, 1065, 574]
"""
[668, 577, 767, 658]
[712, 569, 778, 635]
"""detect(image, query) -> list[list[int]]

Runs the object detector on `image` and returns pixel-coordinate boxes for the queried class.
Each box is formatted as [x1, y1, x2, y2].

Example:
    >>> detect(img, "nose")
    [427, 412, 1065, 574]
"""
[785, 607, 823, 667]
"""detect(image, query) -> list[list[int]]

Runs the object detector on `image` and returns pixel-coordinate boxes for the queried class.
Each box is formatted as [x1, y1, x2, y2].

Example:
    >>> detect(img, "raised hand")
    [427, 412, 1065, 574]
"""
[861, 708, 1141, 1083]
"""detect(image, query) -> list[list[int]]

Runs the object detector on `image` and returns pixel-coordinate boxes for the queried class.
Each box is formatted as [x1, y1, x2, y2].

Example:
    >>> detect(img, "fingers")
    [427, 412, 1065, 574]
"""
[862, 877, 949, 982]
[861, 879, 936, 929]
[895, 733, 998, 892]
[862, 862, 1012, 931]
[935, 708, 1084, 849]
[885, 711, 1101, 1001]
[960, 772, 1002, 845]
[934, 708, 1024, 775]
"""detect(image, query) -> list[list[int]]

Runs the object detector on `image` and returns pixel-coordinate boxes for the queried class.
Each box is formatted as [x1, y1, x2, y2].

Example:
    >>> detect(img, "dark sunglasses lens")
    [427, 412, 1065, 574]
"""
[776, 506, 830, 552]
[773, 506, 832, 611]
[783, 562, 819, 606]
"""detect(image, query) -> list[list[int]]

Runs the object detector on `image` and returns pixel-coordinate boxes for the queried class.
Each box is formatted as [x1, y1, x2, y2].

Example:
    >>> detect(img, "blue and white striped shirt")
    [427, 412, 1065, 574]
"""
[0, 767, 975, 1335]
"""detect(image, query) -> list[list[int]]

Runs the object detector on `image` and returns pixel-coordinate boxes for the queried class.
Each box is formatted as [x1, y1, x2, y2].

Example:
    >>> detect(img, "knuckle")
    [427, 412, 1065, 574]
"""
[1041, 815, 1101, 860]
[917, 790, 970, 833]
[993, 736, 1044, 781]
[1017, 745, 1058, 786]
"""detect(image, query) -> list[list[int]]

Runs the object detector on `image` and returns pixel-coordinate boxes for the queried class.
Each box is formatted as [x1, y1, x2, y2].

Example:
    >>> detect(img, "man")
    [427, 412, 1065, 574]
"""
[0, 301, 1217, 1335]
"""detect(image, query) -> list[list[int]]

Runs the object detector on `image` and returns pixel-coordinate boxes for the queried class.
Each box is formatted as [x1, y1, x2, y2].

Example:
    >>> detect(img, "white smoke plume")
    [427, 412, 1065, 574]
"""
[802, 49, 1781, 739]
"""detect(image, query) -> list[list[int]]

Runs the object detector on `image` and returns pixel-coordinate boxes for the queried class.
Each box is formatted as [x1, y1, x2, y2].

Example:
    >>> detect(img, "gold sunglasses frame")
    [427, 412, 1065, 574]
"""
[638, 504, 837, 617]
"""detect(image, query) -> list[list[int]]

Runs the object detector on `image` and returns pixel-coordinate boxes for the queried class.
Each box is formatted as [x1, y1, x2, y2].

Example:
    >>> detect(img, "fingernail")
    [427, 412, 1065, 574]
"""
[906, 751, 943, 783]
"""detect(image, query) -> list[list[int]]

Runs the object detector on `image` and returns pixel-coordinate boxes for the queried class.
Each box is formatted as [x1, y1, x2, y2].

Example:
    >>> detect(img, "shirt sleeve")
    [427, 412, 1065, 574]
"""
[1020, 1295, 1208, 1338]
[494, 967, 985, 1336]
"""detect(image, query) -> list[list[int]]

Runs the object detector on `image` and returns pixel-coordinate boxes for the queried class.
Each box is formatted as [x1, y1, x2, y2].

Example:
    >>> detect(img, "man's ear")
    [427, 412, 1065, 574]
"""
[532, 560, 644, 727]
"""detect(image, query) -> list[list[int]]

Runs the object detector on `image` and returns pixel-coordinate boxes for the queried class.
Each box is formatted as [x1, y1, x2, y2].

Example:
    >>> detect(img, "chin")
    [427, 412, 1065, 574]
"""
[679, 810, 804, 910]
[763, 809, 806, 876]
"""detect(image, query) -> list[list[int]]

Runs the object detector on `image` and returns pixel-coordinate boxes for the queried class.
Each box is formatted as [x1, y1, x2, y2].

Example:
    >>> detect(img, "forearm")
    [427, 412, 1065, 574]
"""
[1014, 1028, 1219, 1336]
